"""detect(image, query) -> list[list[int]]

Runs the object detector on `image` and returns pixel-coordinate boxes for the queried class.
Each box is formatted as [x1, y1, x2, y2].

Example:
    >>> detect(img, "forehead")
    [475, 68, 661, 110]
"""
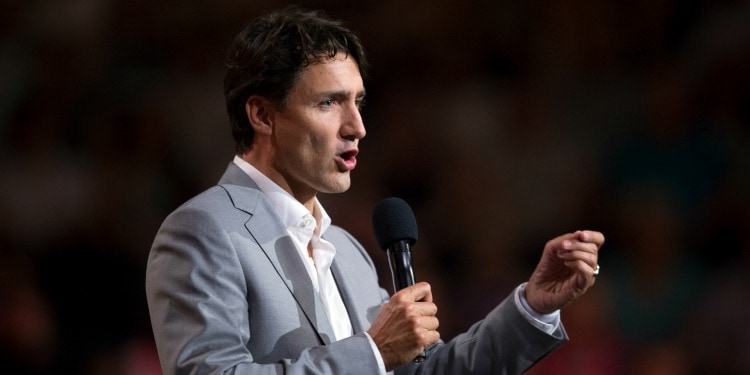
[292, 55, 364, 94]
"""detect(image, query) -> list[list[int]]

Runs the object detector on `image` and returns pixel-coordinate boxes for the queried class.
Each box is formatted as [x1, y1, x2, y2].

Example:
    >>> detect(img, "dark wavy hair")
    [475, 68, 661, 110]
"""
[224, 6, 368, 154]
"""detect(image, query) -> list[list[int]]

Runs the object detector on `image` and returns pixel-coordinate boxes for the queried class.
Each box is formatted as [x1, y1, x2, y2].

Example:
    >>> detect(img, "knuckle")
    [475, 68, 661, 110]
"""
[393, 292, 408, 304]
[416, 329, 433, 344]
[403, 303, 416, 315]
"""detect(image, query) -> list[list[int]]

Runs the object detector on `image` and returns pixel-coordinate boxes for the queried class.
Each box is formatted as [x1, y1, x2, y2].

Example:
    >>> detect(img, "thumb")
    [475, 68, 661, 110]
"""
[398, 282, 432, 303]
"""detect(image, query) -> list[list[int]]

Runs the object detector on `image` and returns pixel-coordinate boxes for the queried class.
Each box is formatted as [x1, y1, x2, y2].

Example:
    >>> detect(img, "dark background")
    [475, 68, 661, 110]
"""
[1, 1, 749, 374]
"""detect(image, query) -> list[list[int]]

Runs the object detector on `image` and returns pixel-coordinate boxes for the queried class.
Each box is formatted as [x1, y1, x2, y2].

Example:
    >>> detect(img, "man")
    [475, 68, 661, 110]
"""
[145, 6, 604, 375]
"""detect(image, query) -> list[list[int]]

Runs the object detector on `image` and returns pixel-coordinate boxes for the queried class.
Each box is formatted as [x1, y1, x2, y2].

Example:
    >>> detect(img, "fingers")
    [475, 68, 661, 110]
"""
[562, 259, 599, 279]
[389, 282, 437, 312]
[560, 239, 598, 262]
[577, 230, 605, 247]
[368, 282, 440, 370]
[557, 230, 603, 276]
[397, 281, 433, 303]
[391, 283, 438, 321]
[527, 230, 605, 313]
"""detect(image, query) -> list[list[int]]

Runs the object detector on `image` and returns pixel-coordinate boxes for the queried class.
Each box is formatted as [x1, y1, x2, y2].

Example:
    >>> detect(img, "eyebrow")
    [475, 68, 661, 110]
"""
[320, 90, 366, 99]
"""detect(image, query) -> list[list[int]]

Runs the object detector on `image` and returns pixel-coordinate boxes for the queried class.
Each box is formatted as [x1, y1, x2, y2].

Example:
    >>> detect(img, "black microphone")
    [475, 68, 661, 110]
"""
[372, 197, 427, 362]
[372, 197, 418, 292]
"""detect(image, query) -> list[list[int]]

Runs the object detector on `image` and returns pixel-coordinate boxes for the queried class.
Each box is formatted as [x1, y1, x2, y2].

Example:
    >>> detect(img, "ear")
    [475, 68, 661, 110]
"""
[245, 95, 275, 136]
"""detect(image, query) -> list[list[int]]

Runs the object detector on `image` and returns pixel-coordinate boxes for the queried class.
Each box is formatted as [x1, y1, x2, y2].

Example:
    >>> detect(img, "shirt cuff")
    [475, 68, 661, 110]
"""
[364, 331, 388, 374]
[514, 283, 561, 335]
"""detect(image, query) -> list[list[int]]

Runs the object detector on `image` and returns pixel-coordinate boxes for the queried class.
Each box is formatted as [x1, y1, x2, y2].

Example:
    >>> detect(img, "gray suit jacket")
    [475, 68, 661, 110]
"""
[146, 163, 567, 375]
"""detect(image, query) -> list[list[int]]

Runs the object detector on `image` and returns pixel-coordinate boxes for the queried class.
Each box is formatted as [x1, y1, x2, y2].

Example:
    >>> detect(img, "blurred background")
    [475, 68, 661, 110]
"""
[1, 0, 749, 374]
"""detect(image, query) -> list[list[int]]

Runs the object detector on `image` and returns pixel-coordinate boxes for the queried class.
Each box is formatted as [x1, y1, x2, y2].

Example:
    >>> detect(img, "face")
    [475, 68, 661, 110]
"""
[266, 54, 366, 202]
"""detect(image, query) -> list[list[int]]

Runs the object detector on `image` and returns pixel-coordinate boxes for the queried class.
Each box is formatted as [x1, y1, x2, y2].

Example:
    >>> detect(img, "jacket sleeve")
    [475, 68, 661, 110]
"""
[395, 289, 567, 375]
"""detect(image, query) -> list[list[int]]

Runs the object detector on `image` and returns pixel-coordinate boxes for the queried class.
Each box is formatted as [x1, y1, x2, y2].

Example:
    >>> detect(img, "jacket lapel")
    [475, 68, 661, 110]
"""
[331, 259, 367, 334]
[218, 163, 336, 345]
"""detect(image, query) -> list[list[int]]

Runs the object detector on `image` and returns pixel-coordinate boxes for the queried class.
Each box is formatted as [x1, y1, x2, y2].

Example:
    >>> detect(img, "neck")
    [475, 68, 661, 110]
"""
[240, 151, 317, 213]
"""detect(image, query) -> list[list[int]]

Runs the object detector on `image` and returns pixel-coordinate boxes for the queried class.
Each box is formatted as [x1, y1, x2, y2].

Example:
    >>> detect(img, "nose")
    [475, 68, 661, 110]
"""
[341, 103, 366, 141]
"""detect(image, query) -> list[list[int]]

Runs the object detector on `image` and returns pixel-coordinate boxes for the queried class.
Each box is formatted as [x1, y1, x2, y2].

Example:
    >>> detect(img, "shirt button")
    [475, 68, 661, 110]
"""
[302, 214, 314, 227]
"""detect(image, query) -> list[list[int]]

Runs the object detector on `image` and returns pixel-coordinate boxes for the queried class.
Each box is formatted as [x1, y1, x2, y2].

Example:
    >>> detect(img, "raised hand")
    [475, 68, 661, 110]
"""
[525, 230, 604, 314]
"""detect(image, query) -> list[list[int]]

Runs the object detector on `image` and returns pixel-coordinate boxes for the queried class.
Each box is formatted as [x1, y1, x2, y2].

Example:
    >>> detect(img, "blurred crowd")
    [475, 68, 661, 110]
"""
[1, 0, 749, 374]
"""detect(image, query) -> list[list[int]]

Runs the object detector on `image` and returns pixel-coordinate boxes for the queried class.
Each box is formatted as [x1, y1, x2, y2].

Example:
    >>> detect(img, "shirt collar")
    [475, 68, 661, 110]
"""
[233, 155, 331, 235]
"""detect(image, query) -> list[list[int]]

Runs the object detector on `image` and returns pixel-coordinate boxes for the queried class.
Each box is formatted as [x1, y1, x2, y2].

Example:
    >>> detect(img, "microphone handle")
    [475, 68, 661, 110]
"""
[386, 241, 416, 291]
[386, 241, 426, 362]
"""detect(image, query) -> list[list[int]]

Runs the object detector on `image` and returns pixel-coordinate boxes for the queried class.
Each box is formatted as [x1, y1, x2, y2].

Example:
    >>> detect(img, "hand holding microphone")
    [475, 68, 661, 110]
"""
[367, 198, 438, 369]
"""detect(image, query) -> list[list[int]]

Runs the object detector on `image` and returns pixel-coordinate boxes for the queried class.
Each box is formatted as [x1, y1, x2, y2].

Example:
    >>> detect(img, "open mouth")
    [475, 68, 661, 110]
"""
[340, 150, 357, 162]
[336, 149, 358, 171]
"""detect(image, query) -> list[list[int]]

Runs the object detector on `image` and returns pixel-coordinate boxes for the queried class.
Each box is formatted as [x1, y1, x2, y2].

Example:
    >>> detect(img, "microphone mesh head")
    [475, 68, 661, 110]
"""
[372, 197, 418, 250]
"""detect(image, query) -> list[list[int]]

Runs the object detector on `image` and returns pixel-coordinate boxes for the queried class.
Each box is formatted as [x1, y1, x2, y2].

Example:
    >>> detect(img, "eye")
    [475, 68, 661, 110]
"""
[320, 99, 335, 107]
[355, 97, 366, 111]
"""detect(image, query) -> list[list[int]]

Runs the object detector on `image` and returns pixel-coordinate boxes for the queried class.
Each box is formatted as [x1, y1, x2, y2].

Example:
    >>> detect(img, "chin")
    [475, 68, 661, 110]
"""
[320, 177, 351, 194]
[325, 184, 351, 194]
